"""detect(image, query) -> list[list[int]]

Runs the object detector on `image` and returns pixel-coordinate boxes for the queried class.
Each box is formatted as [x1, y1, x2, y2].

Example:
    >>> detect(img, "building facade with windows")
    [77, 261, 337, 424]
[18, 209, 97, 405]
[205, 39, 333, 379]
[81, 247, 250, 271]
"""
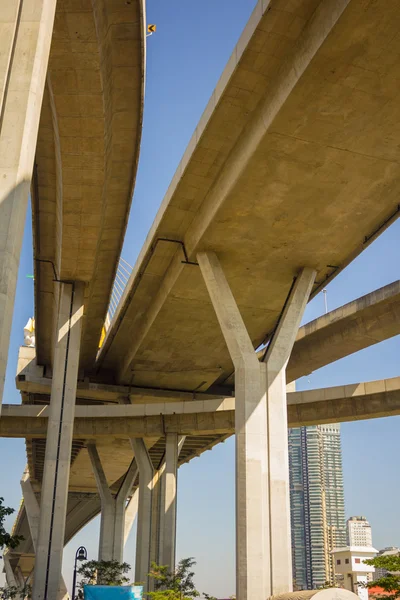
[289, 423, 346, 590]
[347, 516, 373, 547]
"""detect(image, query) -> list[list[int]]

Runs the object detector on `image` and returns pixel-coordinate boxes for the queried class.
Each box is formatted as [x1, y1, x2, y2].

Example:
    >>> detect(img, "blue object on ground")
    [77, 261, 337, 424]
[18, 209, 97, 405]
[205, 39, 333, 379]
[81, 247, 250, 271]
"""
[84, 585, 144, 599]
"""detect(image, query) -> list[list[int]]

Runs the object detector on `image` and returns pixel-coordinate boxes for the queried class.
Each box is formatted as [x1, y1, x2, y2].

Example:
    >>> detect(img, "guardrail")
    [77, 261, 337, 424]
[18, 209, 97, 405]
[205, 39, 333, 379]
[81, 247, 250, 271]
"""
[99, 257, 133, 348]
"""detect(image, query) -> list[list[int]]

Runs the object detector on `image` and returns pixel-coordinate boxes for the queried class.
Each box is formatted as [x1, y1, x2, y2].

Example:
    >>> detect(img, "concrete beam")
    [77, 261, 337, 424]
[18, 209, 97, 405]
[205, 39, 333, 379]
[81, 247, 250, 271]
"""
[2, 376, 400, 437]
[287, 280, 400, 382]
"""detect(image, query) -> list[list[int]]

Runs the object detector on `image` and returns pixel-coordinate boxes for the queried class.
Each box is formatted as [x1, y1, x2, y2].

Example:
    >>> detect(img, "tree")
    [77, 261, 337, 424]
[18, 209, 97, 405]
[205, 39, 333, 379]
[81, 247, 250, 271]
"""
[76, 560, 131, 597]
[0, 497, 24, 550]
[148, 558, 200, 600]
[0, 583, 31, 599]
[365, 554, 400, 600]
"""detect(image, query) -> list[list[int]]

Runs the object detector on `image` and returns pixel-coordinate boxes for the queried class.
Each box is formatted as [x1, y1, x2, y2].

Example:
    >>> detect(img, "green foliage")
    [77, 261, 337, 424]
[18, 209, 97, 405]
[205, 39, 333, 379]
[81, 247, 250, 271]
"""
[365, 554, 400, 600]
[148, 558, 200, 600]
[0, 583, 31, 599]
[0, 498, 24, 550]
[77, 560, 131, 590]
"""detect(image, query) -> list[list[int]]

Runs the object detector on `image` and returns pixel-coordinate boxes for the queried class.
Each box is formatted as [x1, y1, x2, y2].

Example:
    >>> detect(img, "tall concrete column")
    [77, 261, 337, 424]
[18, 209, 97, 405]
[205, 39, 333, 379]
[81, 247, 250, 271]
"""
[32, 282, 84, 600]
[124, 488, 139, 546]
[263, 269, 316, 595]
[0, 0, 56, 410]
[88, 443, 138, 562]
[21, 471, 69, 600]
[198, 251, 270, 600]
[131, 438, 154, 590]
[159, 433, 179, 569]
[197, 251, 315, 600]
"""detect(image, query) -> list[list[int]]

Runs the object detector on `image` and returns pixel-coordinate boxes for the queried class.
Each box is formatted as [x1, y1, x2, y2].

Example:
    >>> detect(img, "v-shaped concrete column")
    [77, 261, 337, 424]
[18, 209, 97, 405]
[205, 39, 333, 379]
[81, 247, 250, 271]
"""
[88, 444, 138, 562]
[32, 282, 84, 600]
[131, 434, 185, 588]
[0, 0, 57, 410]
[197, 251, 315, 600]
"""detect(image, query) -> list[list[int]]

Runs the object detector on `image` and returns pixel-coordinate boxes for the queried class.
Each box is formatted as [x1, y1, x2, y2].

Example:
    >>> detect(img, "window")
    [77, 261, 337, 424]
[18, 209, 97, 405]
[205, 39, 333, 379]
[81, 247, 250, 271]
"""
[355, 559, 361, 564]
[345, 559, 350, 564]
[337, 560, 341, 565]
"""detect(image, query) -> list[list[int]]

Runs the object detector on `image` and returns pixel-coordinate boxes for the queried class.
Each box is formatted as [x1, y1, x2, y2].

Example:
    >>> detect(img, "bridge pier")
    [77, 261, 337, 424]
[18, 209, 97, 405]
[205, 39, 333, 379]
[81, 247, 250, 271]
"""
[21, 471, 69, 599]
[197, 252, 315, 600]
[0, 0, 57, 411]
[132, 434, 184, 588]
[124, 488, 139, 546]
[32, 282, 84, 600]
[131, 438, 154, 590]
[88, 444, 138, 562]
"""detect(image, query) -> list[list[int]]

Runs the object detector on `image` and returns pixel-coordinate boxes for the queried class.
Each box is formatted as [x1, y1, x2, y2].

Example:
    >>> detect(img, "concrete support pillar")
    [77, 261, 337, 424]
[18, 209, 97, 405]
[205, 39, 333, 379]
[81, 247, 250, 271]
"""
[159, 433, 180, 569]
[3, 552, 18, 589]
[32, 283, 84, 600]
[0, 0, 57, 409]
[124, 488, 139, 546]
[263, 269, 316, 595]
[197, 251, 315, 600]
[21, 471, 69, 600]
[88, 444, 138, 562]
[131, 438, 154, 590]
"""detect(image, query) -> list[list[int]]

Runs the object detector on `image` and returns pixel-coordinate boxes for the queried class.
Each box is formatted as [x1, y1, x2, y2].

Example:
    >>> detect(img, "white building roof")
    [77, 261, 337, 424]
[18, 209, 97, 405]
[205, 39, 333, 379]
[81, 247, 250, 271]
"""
[332, 546, 378, 554]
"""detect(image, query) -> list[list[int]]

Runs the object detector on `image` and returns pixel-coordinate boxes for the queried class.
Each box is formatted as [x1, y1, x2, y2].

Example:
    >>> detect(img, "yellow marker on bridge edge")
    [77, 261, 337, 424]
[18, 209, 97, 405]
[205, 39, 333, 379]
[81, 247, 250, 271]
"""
[147, 24, 156, 34]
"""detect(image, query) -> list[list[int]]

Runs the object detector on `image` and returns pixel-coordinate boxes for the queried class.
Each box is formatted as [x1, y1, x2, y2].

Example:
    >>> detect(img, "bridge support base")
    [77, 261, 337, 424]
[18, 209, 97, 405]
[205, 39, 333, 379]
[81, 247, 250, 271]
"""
[197, 251, 315, 600]
[0, 0, 57, 410]
[88, 443, 138, 562]
[131, 438, 154, 590]
[132, 435, 184, 588]
[32, 282, 84, 600]
[21, 472, 69, 599]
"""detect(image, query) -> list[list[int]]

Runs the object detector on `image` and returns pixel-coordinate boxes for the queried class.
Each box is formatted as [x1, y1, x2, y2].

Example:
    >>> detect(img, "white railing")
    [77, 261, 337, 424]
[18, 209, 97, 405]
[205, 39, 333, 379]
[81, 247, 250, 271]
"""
[99, 257, 133, 348]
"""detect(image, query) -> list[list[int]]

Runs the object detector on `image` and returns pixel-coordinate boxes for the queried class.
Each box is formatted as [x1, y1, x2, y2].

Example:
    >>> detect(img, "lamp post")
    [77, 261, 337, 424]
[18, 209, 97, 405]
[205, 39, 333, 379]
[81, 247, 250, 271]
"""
[72, 546, 88, 600]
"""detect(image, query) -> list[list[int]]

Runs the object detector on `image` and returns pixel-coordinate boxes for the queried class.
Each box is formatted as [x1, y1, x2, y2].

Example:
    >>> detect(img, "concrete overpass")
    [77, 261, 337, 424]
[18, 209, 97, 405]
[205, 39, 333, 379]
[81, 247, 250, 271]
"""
[8, 276, 400, 595]
[2, 0, 400, 599]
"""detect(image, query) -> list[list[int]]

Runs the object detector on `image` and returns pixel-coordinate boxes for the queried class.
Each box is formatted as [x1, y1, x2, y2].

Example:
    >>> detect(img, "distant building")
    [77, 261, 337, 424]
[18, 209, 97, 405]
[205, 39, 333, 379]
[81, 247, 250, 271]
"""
[373, 547, 400, 580]
[347, 517, 373, 547]
[333, 546, 377, 600]
[289, 423, 346, 590]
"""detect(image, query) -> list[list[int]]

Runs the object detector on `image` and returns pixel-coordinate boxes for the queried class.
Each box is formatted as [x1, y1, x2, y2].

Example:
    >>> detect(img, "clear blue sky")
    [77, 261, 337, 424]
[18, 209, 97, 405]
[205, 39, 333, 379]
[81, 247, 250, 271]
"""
[1, 0, 400, 595]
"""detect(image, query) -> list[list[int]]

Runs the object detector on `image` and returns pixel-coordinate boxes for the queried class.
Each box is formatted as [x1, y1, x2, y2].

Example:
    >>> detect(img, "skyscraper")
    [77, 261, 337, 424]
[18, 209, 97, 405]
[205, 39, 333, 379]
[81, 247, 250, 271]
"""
[289, 423, 346, 590]
[347, 516, 373, 547]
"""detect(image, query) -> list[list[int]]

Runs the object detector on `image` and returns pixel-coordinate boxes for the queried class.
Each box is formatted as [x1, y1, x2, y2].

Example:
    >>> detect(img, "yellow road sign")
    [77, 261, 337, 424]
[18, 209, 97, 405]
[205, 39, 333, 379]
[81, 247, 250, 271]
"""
[147, 24, 156, 33]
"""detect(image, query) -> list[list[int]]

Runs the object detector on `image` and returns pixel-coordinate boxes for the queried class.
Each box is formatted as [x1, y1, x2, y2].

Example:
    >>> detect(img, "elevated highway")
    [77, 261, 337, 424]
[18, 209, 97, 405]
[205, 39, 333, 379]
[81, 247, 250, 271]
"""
[2, 0, 400, 597]
[96, 0, 400, 393]
[33, 0, 145, 370]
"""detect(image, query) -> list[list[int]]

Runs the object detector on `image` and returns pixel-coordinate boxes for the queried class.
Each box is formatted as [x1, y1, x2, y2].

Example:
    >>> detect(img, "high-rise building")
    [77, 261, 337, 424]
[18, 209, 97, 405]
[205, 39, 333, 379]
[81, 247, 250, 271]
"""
[289, 423, 346, 590]
[347, 516, 373, 547]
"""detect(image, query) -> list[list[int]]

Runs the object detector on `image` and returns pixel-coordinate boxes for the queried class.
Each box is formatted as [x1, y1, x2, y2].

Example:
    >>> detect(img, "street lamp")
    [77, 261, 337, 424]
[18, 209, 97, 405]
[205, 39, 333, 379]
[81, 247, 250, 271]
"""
[72, 546, 88, 600]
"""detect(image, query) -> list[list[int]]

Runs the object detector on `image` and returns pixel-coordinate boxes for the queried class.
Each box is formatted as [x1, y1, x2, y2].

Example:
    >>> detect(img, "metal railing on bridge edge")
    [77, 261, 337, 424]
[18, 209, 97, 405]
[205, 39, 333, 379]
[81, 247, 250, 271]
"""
[99, 257, 133, 349]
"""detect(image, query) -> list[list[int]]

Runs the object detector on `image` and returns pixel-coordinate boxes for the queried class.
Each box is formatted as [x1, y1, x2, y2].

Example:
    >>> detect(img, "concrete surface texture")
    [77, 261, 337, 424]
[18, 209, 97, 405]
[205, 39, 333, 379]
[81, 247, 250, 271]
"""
[97, 0, 400, 394]
[32, 0, 145, 371]
[2, 0, 400, 597]
[33, 283, 84, 600]
[0, 0, 57, 410]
